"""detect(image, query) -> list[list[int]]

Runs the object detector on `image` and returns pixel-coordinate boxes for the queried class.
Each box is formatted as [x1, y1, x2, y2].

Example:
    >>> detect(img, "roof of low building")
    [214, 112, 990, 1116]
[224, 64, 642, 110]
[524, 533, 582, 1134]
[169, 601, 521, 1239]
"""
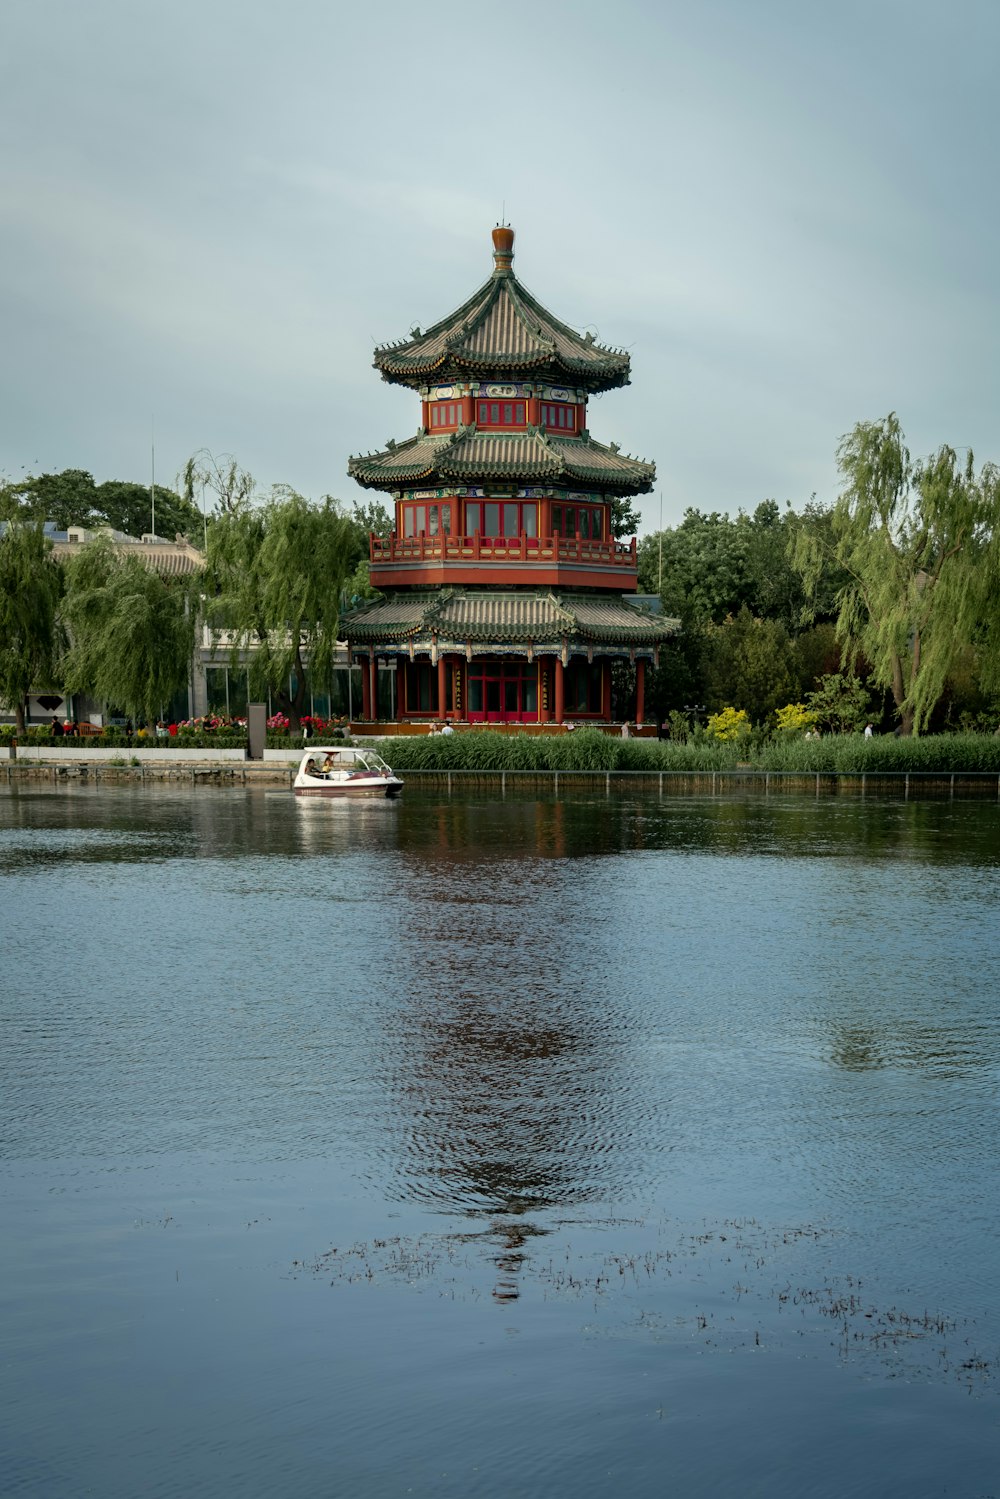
[341, 589, 678, 648]
[1, 520, 205, 577]
[348, 427, 655, 496]
[52, 528, 205, 576]
[373, 227, 632, 394]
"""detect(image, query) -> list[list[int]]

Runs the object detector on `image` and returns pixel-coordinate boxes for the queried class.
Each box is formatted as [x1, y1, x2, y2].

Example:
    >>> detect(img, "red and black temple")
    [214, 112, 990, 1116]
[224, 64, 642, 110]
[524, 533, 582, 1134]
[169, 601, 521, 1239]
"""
[343, 227, 677, 728]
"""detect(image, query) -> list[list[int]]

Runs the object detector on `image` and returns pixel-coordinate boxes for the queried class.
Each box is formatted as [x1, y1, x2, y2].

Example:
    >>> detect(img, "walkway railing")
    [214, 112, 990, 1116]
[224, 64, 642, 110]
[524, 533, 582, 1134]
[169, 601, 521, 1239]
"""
[369, 533, 637, 568]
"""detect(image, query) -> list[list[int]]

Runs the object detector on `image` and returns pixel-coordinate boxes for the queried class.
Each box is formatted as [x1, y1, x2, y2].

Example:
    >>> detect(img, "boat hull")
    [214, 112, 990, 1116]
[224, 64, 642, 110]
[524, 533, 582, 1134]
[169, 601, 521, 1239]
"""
[294, 780, 402, 799]
[293, 746, 403, 799]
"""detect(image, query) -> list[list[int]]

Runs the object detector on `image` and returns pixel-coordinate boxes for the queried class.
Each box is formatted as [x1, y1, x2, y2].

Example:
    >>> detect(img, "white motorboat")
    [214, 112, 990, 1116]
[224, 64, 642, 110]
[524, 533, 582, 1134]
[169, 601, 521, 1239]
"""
[293, 745, 403, 798]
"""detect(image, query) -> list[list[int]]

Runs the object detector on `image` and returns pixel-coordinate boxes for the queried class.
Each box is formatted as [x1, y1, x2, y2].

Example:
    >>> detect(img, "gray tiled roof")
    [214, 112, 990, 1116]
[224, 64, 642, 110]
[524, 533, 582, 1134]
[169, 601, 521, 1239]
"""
[349, 429, 654, 495]
[342, 590, 678, 648]
[374, 262, 631, 394]
[436, 592, 575, 637]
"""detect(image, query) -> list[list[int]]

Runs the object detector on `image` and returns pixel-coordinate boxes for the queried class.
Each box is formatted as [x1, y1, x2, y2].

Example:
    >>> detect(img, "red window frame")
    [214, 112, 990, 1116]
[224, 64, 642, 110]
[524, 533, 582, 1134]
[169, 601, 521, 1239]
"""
[464, 500, 537, 538]
[551, 503, 605, 541]
[540, 402, 577, 433]
[477, 400, 526, 428]
[401, 502, 452, 538]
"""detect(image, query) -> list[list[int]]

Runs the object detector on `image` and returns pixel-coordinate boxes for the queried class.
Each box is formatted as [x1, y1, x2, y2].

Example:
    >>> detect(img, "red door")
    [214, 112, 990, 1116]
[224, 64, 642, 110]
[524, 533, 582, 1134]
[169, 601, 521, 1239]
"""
[468, 662, 537, 723]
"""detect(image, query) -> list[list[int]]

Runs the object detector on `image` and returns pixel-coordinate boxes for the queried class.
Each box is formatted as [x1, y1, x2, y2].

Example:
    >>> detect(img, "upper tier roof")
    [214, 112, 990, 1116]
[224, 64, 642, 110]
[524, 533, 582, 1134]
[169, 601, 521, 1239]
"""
[348, 427, 655, 496]
[372, 227, 632, 394]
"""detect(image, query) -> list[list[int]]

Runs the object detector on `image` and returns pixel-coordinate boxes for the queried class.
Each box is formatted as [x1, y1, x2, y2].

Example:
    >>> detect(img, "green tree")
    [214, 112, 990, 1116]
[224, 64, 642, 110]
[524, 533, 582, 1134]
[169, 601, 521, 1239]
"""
[61, 537, 199, 726]
[5, 469, 202, 541]
[11, 470, 99, 529]
[346, 499, 393, 573]
[0, 520, 65, 732]
[804, 672, 873, 734]
[182, 451, 257, 519]
[792, 622, 842, 697]
[703, 605, 798, 721]
[207, 488, 354, 730]
[610, 495, 642, 540]
[638, 508, 750, 623]
[793, 413, 1000, 734]
[93, 481, 203, 541]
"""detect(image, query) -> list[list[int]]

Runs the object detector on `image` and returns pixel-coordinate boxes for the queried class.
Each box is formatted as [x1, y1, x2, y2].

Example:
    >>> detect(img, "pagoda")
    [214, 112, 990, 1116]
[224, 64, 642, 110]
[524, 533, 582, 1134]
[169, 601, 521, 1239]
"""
[343, 227, 677, 728]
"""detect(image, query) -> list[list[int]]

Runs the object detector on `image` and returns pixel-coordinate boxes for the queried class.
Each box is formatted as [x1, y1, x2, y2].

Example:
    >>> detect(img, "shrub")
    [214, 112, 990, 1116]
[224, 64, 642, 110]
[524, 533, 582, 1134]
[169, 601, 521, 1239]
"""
[706, 707, 750, 742]
[774, 703, 817, 736]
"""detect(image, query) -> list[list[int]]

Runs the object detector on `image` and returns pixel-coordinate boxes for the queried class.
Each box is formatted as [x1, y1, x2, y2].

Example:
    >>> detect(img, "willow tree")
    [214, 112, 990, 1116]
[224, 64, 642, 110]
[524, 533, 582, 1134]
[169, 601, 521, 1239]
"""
[792, 414, 999, 734]
[207, 488, 354, 730]
[0, 519, 65, 731]
[62, 537, 199, 725]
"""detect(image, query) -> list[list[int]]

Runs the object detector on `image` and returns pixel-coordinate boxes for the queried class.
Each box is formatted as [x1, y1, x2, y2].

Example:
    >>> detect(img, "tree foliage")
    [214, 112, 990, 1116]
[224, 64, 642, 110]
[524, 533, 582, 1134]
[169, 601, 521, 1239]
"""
[61, 537, 199, 725]
[610, 495, 642, 540]
[0, 520, 65, 731]
[804, 672, 873, 734]
[6, 469, 203, 540]
[703, 605, 798, 719]
[207, 489, 354, 729]
[637, 501, 818, 631]
[182, 451, 257, 519]
[792, 413, 1000, 734]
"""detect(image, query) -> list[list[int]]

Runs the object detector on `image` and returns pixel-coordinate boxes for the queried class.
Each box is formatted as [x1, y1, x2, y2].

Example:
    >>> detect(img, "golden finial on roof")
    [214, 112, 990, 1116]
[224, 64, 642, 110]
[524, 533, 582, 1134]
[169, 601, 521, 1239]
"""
[492, 225, 514, 274]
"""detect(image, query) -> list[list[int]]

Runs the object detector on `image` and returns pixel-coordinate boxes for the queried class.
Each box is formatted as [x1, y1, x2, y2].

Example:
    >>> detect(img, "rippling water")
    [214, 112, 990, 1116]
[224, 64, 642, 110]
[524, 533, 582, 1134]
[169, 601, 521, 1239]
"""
[2, 785, 999, 1497]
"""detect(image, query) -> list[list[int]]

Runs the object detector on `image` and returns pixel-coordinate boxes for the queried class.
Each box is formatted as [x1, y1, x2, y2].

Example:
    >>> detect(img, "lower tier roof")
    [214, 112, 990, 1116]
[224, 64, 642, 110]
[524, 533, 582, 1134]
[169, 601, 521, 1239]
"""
[341, 589, 679, 653]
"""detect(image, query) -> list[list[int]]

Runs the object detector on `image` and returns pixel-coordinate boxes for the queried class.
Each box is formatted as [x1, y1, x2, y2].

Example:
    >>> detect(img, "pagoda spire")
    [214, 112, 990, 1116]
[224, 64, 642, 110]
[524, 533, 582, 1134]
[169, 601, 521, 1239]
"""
[492, 224, 515, 276]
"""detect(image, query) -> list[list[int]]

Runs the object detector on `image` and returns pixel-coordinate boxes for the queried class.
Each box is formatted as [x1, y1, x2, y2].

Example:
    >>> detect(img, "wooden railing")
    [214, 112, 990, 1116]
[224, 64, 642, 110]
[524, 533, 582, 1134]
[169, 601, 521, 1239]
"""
[370, 533, 637, 568]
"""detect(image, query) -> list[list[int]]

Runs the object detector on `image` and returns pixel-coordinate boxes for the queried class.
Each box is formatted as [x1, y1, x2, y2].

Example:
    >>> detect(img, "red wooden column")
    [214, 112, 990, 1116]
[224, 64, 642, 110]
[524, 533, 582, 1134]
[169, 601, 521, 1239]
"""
[369, 651, 378, 722]
[554, 657, 565, 724]
[437, 654, 447, 720]
[462, 393, 475, 425]
[635, 658, 646, 729]
[360, 657, 371, 720]
[398, 656, 407, 719]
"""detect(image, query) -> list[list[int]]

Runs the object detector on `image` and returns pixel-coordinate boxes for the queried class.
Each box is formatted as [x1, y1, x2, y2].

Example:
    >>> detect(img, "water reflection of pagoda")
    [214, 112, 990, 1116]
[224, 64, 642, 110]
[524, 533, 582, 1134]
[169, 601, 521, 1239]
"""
[343, 227, 677, 728]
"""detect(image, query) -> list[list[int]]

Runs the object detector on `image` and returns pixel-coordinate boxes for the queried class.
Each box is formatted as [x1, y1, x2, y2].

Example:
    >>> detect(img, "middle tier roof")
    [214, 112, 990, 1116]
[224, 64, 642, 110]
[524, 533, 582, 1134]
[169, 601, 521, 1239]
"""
[348, 428, 655, 496]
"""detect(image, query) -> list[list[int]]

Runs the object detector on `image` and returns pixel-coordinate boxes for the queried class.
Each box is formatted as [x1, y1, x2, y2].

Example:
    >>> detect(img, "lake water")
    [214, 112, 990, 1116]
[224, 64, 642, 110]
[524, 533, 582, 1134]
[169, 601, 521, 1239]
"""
[2, 784, 999, 1498]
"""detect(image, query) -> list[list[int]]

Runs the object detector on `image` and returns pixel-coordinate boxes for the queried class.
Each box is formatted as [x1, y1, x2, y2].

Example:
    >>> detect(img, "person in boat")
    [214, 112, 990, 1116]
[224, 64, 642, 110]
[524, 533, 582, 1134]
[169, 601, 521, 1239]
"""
[304, 757, 327, 779]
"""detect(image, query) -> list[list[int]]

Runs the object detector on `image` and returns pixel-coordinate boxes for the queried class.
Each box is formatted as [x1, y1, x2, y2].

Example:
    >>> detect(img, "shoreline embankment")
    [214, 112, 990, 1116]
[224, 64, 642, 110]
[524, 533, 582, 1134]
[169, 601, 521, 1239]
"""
[4, 757, 1000, 799]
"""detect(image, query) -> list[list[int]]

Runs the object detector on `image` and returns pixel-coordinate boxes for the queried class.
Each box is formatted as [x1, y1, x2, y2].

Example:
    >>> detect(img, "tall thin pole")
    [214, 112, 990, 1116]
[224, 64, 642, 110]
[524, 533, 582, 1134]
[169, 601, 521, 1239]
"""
[201, 480, 208, 552]
[658, 491, 663, 597]
[150, 416, 155, 538]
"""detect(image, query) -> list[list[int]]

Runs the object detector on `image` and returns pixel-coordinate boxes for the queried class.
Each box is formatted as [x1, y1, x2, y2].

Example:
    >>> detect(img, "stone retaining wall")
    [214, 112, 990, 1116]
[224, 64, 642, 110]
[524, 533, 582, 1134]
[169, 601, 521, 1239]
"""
[11, 747, 248, 763]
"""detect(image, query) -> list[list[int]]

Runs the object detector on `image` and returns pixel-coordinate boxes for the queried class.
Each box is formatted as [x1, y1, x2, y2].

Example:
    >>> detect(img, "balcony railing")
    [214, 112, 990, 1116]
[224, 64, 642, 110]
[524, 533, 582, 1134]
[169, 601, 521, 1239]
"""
[370, 533, 637, 568]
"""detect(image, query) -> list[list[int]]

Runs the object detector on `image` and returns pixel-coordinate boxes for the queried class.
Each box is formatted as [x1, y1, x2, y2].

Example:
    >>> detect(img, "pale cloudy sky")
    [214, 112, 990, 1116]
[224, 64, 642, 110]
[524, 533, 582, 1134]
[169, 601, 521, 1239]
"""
[2, 0, 997, 532]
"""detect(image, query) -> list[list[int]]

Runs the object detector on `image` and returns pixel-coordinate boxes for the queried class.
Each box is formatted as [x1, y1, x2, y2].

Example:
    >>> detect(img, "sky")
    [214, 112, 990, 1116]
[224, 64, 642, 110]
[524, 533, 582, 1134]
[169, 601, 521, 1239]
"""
[2, 0, 998, 534]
